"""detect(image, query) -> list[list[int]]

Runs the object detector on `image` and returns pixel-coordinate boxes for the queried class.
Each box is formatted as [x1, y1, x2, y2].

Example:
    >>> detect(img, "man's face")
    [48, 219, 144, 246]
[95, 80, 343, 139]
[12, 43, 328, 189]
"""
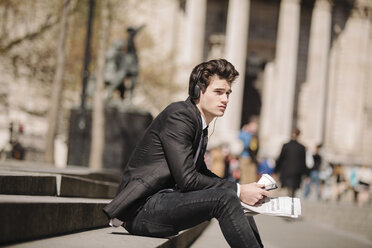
[196, 75, 232, 124]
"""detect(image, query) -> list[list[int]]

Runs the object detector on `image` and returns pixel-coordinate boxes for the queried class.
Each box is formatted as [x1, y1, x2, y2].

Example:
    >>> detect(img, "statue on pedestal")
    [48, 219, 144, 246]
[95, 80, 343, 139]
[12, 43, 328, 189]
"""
[104, 25, 144, 103]
[68, 25, 152, 171]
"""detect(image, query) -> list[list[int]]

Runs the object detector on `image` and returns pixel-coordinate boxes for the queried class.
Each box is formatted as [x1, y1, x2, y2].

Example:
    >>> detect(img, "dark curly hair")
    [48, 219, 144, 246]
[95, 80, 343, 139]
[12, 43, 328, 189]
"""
[188, 59, 239, 96]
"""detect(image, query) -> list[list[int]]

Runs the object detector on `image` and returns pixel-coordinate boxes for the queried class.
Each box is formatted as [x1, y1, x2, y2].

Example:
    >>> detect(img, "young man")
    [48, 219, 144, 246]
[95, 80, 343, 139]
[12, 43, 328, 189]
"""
[103, 59, 268, 247]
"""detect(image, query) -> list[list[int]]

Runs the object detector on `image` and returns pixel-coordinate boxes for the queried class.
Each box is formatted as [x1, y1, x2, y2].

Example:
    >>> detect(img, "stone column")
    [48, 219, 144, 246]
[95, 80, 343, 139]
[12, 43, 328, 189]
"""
[184, 0, 207, 66]
[298, 0, 332, 151]
[259, 0, 301, 157]
[259, 61, 276, 157]
[175, 0, 207, 100]
[214, 0, 250, 146]
[324, 0, 372, 165]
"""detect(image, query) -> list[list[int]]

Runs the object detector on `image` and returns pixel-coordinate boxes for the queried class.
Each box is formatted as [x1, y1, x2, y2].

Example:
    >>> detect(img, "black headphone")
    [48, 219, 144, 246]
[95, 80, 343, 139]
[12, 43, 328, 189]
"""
[189, 70, 202, 99]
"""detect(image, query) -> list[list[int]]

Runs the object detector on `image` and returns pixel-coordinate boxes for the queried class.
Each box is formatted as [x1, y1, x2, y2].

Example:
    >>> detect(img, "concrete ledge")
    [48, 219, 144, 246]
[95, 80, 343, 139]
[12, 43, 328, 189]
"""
[0, 161, 121, 198]
[0, 160, 122, 184]
[0, 195, 110, 244]
[59, 175, 118, 198]
[3, 221, 209, 248]
[0, 175, 57, 195]
[72, 171, 122, 183]
[0, 173, 118, 198]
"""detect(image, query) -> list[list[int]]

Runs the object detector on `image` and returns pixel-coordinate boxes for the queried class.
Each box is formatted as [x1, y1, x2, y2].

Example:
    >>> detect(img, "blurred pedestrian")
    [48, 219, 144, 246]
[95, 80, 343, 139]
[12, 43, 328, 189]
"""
[225, 151, 241, 183]
[226, 141, 244, 183]
[238, 120, 259, 183]
[257, 157, 274, 177]
[6, 122, 26, 160]
[209, 144, 226, 178]
[319, 163, 333, 201]
[356, 165, 372, 206]
[333, 164, 346, 202]
[304, 144, 322, 200]
[349, 166, 359, 204]
[274, 128, 308, 198]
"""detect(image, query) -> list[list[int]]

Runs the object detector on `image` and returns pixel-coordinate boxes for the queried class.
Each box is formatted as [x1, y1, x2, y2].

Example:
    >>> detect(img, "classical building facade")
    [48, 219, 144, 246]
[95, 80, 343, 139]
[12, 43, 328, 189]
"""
[1, 0, 371, 167]
[177, 0, 372, 166]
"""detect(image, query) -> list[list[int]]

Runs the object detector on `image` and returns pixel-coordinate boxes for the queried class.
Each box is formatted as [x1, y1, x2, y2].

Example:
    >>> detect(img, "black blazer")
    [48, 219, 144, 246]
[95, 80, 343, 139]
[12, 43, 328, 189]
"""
[103, 98, 237, 221]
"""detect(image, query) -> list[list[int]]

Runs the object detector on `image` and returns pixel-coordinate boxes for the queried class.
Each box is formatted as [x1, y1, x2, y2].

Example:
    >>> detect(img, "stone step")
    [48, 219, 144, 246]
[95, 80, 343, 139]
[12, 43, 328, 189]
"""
[0, 172, 119, 198]
[0, 174, 57, 196]
[59, 175, 118, 198]
[0, 160, 122, 183]
[3, 221, 209, 248]
[71, 171, 122, 183]
[0, 195, 110, 245]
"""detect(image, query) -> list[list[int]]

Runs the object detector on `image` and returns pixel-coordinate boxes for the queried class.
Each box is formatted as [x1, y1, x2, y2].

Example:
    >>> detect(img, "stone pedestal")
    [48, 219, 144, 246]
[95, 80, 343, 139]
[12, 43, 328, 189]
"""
[67, 106, 152, 171]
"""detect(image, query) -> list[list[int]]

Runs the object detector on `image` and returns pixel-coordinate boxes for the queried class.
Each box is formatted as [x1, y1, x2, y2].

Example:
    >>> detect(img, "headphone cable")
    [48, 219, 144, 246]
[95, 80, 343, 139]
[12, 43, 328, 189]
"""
[209, 117, 218, 138]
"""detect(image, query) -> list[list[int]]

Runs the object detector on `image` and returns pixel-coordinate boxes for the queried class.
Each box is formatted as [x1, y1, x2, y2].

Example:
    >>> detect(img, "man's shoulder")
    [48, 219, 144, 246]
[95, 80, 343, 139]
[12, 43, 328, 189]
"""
[162, 99, 197, 117]
[166, 100, 189, 110]
[153, 99, 200, 137]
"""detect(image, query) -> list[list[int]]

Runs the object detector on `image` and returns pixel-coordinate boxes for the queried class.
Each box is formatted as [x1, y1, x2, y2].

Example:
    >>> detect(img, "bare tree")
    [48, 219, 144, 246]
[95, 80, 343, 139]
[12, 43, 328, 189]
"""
[44, 0, 71, 164]
[0, 1, 59, 54]
[89, 0, 110, 171]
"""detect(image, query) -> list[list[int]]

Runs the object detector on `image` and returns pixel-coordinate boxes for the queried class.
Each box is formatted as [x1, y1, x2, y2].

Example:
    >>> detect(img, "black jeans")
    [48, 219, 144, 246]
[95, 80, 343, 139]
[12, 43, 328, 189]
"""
[125, 188, 263, 248]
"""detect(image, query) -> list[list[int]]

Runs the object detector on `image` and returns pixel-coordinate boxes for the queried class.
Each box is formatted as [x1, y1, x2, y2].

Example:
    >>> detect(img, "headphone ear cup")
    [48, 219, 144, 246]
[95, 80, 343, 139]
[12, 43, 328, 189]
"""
[193, 84, 200, 99]
[190, 70, 202, 99]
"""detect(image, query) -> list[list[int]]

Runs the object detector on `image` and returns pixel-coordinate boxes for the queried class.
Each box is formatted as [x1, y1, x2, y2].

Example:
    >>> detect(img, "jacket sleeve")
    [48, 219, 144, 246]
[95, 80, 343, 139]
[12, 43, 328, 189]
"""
[199, 161, 220, 178]
[159, 108, 236, 193]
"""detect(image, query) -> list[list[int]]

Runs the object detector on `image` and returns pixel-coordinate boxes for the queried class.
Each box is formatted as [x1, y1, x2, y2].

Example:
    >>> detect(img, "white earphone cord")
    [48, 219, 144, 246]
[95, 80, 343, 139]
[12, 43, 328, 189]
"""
[209, 117, 218, 138]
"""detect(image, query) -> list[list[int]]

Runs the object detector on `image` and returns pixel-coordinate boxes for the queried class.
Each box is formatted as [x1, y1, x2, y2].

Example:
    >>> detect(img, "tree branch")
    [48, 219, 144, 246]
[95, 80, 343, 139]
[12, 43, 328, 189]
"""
[0, 15, 59, 53]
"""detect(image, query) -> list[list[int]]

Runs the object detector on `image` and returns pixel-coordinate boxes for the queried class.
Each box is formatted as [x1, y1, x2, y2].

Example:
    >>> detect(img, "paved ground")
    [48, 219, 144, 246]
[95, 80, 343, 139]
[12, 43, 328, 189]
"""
[191, 215, 372, 248]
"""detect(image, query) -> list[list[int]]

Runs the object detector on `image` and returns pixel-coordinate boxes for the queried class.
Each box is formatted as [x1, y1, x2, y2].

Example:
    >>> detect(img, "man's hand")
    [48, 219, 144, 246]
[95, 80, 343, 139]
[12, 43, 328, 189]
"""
[239, 183, 270, 206]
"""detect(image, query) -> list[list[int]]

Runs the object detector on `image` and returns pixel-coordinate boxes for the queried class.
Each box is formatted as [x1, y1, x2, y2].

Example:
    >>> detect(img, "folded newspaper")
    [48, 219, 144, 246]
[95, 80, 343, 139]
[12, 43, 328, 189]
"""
[241, 174, 302, 218]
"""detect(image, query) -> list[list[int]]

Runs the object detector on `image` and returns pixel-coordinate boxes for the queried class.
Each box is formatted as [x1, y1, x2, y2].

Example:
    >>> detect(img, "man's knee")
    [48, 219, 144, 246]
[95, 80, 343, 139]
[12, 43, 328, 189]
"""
[208, 188, 242, 220]
[215, 188, 240, 207]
